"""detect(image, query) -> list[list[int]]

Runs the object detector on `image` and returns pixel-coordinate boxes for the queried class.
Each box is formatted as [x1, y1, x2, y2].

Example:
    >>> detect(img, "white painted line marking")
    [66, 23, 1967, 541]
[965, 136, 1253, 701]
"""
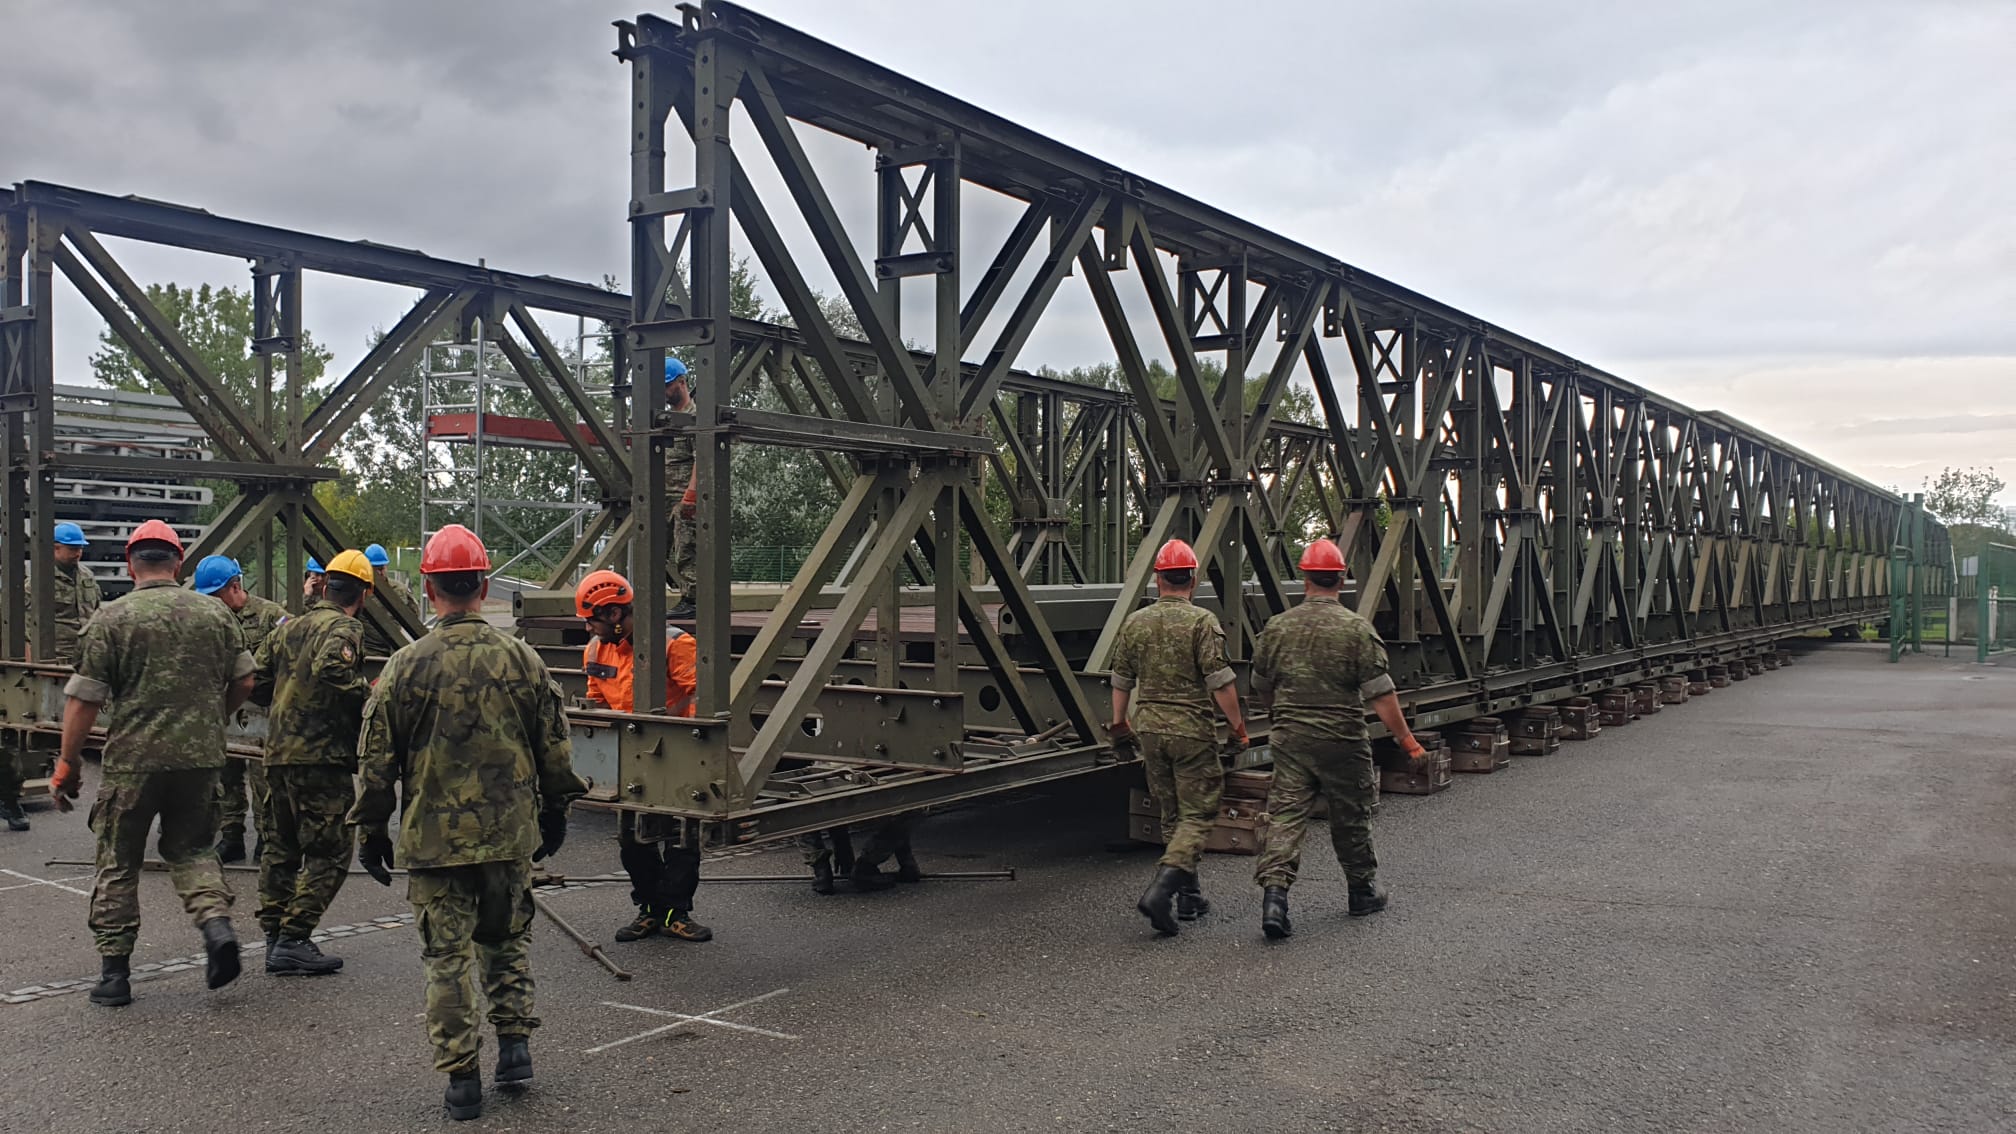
[0, 868, 92, 896]
[0, 873, 92, 894]
[586, 987, 797, 1053]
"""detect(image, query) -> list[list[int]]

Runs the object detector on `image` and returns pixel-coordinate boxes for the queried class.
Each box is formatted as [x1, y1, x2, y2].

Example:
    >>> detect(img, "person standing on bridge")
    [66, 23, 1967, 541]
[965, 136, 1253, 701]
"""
[192, 555, 290, 865]
[48, 520, 257, 1007]
[574, 569, 716, 944]
[1249, 538, 1428, 939]
[352, 524, 587, 1121]
[251, 549, 372, 975]
[664, 355, 700, 622]
[1109, 538, 1248, 935]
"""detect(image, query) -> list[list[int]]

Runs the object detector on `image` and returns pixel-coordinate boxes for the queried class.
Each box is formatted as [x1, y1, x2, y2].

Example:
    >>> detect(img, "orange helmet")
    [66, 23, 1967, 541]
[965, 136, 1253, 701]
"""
[1153, 539, 1198, 572]
[575, 569, 635, 618]
[126, 519, 183, 553]
[1298, 539, 1346, 573]
[419, 524, 491, 574]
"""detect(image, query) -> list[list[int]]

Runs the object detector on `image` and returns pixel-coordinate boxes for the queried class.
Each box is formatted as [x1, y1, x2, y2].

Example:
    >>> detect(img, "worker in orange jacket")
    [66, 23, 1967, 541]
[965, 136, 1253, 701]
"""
[575, 570, 713, 945]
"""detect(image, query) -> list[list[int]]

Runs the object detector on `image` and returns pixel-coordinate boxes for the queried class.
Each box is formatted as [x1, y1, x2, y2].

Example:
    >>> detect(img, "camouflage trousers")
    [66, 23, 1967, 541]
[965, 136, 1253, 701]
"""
[666, 510, 696, 601]
[408, 860, 538, 1075]
[800, 827, 854, 870]
[258, 765, 356, 939]
[88, 769, 234, 957]
[1254, 732, 1377, 890]
[215, 756, 253, 843]
[1140, 733, 1224, 871]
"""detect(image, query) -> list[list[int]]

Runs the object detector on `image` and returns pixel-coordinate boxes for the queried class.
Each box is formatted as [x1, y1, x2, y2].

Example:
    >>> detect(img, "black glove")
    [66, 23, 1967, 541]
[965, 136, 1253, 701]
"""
[533, 808, 568, 862]
[359, 829, 396, 887]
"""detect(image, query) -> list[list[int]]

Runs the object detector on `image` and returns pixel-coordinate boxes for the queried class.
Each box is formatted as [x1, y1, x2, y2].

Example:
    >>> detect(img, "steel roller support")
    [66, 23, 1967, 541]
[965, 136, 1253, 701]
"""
[0, 4, 1951, 845]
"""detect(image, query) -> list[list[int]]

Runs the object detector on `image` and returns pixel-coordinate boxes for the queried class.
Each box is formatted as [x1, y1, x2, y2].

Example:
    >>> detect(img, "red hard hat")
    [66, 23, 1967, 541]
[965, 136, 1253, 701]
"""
[1153, 539, 1198, 572]
[1298, 538, 1346, 573]
[419, 524, 491, 574]
[126, 519, 183, 553]
[575, 569, 634, 618]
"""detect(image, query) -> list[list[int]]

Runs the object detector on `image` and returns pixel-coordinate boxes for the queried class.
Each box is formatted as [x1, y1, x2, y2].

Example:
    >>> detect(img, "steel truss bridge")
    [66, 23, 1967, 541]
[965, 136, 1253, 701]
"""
[0, 2, 1950, 843]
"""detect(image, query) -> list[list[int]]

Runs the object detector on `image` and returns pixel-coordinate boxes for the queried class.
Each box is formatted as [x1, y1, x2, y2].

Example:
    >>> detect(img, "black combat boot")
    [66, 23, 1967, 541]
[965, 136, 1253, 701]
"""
[495, 1035, 532, 1088]
[89, 955, 132, 1007]
[666, 600, 696, 621]
[1, 799, 28, 832]
[1348, 879, 1389, 917]
[1261, 887, 1292, 939]
[810, 859, 836, 895]
[1136, 865, 1184, 935]
[215, 832, 246, 863]
[893, 846, 922, 884]
[614, 906, 658, 942]
[1176, 874, 1210, 921]
[267, 936, 343, 975]
[201, 917, 241, 989]
[444, 1072, 483, 1121]
[851, 862, 894, 891]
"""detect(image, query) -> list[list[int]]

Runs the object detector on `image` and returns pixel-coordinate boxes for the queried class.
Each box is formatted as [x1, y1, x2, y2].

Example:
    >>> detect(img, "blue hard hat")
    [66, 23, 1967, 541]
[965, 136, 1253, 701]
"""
[306, 557, 325, 575]
[53, 522, 88, 547]
[192, 555, 243, 595]
[365, 543, 390, 567]
[664, 356, 689, 385]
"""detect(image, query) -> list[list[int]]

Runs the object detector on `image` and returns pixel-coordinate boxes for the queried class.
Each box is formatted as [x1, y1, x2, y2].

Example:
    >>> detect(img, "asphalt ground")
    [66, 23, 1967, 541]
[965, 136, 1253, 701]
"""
[1, 642, 2011, 1133]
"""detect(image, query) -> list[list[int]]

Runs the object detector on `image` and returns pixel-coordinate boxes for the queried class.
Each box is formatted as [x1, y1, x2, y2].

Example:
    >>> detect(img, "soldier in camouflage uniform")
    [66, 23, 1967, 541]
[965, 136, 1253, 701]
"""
[664, 356, 699, 620]
[1108, 538, 1249, 935]
[359, 543, 405, 658]
[2, 523, 100, 832]
[351, 524, 587, 1122]
[48, 520, 257, 1007]
[192, 555, 291, 863]
[1250, 539, 1428, 939]
[252, 549, 373, 975]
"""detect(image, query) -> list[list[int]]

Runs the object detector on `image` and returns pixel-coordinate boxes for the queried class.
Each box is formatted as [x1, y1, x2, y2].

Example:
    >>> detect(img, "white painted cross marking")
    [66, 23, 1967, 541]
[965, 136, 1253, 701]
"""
[0, 868, 92, 896]
[586, 987, 799, 1053]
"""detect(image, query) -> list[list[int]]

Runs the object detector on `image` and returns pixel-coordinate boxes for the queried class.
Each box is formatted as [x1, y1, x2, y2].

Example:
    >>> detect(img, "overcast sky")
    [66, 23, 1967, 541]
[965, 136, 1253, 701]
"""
[3, 0, 2010, 506]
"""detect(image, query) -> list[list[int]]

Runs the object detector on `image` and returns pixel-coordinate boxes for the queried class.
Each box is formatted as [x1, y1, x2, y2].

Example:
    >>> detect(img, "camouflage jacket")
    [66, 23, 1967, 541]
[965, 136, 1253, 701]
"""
[1251, 595, 1396, 744]
[1109, 595, 1236, 741]
[63, 579, 254, 773]
[236, 593, 291, 655]
[50, 562, 102, 666]
[665, 398, 695, 486]
[255, 600, 369, 767]
[349, 610, 588, 869]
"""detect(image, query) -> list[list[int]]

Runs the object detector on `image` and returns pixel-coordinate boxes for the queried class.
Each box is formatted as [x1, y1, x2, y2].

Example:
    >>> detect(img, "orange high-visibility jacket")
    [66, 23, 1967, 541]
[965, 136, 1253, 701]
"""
[583, 626, 697, 715]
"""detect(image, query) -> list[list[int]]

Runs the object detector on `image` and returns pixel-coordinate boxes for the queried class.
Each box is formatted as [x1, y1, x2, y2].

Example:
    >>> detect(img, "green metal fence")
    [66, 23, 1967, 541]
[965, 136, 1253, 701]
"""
[1959, 542, 2016, 663]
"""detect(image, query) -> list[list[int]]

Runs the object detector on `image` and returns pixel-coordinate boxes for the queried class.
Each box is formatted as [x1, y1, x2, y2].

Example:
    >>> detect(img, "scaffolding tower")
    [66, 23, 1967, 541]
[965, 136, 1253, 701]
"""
[418, 317, 613, 582]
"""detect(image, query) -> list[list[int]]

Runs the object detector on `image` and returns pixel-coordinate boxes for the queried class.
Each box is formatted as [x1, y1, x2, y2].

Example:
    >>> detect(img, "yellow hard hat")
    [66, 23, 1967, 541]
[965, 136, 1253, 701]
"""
[325, 549, 377, 585]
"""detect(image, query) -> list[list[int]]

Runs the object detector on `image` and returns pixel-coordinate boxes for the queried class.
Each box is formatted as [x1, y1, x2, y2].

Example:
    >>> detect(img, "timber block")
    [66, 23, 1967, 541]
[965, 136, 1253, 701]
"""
[1707, 665, 1732, 688]
[1728, 662, 1749, 682]
[1745, 657, 1765, 676]
[1598, 689, 1636, 727]
[1762, 653, 1781, 671]
[1658, 675, 1690, 704]
[1687, 670, 1712, 696]
[1512, 707, 1562, 755]
[1380, 748, 1452, 795]
[1222, 769, 1273, 802]
[1450, 718, 1511, 772]
[1205, 813, 1263, 855]
[1631, 683, 1662, 716]
[1558, 698, 1600, 740]
[1775, 650, 1794, 667]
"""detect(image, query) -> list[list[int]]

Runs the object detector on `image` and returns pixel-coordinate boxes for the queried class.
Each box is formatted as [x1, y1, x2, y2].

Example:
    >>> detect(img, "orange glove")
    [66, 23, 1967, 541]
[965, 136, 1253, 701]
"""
[49, 757, 81, 813]
[1403, 737, 1428, 761]
[679, 485, 697, 520]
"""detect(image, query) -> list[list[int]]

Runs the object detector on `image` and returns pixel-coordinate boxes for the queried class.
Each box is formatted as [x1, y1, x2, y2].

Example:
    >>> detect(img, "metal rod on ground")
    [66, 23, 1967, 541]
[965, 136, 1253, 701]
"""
[531, 891, 632, 981]
[47, 860, 1016, 883]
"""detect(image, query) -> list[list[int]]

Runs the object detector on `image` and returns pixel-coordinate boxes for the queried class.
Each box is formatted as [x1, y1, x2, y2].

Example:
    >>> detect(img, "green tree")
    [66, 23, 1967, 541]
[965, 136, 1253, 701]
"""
[87, 282, 333, 526]
[87, 282, 333, 412]
[1925, 466, 2006, 526]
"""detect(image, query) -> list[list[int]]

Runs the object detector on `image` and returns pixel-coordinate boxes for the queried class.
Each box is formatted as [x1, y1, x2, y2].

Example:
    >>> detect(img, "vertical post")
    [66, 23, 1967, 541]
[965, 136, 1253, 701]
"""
[24, 208, 56, 663]
[627, 35, 673, 715]
[687, 37, 737, 718]
[0, 206, 26, 660]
